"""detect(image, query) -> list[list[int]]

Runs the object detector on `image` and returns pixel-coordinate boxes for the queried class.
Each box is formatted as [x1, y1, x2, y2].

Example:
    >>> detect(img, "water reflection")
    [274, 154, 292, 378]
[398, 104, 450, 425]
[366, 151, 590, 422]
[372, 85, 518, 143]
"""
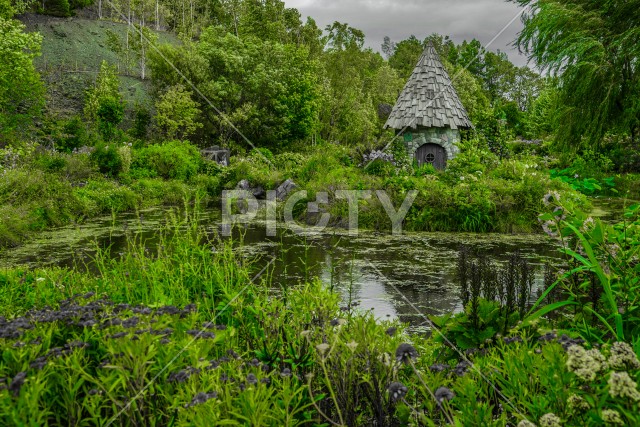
[0, 207, 563, 331]
[229, 222, 562, 331]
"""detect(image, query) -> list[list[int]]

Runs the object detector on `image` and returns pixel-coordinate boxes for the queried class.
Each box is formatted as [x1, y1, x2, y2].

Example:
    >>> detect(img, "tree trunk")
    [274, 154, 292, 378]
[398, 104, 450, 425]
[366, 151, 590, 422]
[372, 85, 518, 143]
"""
[140, 21, 146, 80]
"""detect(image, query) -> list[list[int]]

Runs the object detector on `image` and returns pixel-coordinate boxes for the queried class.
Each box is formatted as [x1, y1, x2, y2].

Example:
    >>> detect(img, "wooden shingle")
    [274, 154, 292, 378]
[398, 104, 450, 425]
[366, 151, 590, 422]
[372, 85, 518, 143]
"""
[384, 42, 473, 131]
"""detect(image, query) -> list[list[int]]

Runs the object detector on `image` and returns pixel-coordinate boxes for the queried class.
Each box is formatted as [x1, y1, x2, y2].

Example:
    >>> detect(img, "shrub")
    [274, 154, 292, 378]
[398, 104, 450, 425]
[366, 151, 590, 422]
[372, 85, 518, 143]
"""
[33, 151, 67, 172]
[73, 179, 138, 214]
[96, 96, 125, 141]
[55, 116, 89, 153]
[273, 152, 306, 176]
[154, 84, 202, 140]
[90, 143, 124, 177]
[129, 178, 191, 206]
[130, 104, 152, 139]
[132, 141, 202, 181]
[59, 153, 96, 182]
[200, 159, 224, 177]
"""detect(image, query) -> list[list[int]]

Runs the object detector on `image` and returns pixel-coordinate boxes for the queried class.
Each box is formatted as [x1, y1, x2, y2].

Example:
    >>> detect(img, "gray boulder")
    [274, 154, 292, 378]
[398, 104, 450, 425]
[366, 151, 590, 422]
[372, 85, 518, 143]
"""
[276, 179, 298, 201]
[236, 180, 265, 199]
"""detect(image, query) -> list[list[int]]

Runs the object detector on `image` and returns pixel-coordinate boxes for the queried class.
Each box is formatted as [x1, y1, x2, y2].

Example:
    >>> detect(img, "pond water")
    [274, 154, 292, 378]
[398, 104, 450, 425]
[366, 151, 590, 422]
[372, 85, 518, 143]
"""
[0, 206, 568, 331]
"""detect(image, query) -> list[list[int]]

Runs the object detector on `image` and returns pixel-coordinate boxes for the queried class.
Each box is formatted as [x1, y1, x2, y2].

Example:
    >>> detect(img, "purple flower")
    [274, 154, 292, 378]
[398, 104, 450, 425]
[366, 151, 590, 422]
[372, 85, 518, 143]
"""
[395, 343, 418, 364]
[435, 387, 455, 404]
[388, 382, 408, 402]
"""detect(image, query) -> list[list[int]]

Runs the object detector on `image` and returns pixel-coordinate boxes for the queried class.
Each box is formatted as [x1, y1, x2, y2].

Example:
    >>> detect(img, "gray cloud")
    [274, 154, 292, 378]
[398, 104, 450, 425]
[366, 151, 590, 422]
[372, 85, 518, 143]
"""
[287, 0, 529, 66]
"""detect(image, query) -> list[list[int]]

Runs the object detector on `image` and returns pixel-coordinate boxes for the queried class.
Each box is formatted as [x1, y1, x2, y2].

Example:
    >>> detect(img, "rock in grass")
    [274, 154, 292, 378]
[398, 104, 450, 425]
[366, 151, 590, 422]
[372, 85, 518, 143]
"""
[276, 179, 297, 201]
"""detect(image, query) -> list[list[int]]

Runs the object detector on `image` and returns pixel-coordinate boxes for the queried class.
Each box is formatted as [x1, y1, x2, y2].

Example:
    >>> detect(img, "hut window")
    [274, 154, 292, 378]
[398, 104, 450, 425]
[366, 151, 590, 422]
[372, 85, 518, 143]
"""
[426, 153, 435, 163]
[427, 89, 435, 99]
[403, 133, 413, 142]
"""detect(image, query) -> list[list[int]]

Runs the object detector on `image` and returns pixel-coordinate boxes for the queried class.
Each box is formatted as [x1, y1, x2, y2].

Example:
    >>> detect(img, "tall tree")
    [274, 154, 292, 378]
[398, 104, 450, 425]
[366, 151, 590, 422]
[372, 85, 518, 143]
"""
[511, 0, 640, 146]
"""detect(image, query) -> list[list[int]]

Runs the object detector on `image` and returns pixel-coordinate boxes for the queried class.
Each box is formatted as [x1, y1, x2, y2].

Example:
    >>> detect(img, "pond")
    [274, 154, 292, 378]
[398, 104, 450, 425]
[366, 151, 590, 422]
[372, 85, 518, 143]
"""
[0, 206, 565, 332]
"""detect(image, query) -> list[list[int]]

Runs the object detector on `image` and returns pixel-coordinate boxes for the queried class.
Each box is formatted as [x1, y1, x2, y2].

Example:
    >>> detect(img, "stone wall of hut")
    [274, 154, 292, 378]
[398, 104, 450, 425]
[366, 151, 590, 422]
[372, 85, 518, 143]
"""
[402, 127, 461, 161]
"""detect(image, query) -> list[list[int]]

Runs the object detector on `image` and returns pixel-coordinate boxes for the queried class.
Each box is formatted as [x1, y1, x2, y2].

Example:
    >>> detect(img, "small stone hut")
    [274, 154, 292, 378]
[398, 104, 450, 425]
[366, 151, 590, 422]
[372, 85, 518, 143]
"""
[384, 42, 473, 170]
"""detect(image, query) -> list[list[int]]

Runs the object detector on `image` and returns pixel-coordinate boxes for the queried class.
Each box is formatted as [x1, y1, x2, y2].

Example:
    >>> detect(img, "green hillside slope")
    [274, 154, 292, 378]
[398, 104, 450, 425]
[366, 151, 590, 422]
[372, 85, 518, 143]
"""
[19, 12, 179, 116]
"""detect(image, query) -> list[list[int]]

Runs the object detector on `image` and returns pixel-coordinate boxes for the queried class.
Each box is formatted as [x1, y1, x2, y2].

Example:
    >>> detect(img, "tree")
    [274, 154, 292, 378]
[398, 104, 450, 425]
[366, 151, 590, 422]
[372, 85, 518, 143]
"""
[511, 0, 640, 146]
[96, 95, 125, 140]
[323, 21, 365, 52]
[155, 84, 202, 140]
[388, 35, 423, 80]
[0, 16, 44, 143]
[85, 61, 125, 139]
[381, 36, 395, 59]
[129, 24, 158, 80]
[148, 28, 321, 150]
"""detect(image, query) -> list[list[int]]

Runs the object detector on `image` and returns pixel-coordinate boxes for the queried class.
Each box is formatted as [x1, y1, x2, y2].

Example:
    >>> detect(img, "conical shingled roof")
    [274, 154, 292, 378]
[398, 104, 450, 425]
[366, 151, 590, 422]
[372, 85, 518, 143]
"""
[385, 43, 473, 131]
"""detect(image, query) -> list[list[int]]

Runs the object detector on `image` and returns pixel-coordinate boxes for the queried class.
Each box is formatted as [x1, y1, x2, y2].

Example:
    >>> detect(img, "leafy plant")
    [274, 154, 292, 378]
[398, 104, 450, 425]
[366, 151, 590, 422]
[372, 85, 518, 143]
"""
[90, 143, 124, 177]
[550, 168, 616, 196]
[132, 141, 202, 181]
[531, 199, 640, 342]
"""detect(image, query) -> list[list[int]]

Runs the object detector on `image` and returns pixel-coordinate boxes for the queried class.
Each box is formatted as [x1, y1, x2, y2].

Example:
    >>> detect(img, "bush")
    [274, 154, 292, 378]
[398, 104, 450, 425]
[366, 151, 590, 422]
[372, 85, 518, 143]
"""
[96, 96, 124, 141]
[0, 167, 85, 243]
[73, 179, 138, 214]
[90, 143, 124, 177]
[132, 141, 202, 181]
[59, 153, 96, 182]
[130, 104, 152, 139]
[33, 151, 67, 173]
[55, 116, 89, 153]
[130, 178, 191, 206]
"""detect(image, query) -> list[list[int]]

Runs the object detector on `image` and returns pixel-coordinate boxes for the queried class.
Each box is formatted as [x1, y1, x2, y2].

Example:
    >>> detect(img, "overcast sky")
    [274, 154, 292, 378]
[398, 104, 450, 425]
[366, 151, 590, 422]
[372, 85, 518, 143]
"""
[286, 0, 529, 67]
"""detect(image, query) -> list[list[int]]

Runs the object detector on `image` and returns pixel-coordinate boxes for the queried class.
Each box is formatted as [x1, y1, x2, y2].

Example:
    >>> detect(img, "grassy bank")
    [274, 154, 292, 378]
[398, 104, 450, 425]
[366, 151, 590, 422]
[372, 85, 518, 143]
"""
[218, 140, 588, 234]
[0, 143, 221, 249]
[1, 208, 639, 426]
[1, 137, 591, 250]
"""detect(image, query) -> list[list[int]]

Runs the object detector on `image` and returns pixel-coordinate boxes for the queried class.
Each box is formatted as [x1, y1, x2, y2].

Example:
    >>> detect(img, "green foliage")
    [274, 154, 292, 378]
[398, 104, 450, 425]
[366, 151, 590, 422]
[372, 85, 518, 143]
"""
[2, 210, 640, 426]
[432, 299, 508, 351]
[549, 149, 617, 195]
[363, 158, 396, 177]
[318, 34, 399, 146]
[550, 169, 616, 196]
[533, 201, 640, 341]
[53, 116, 90, 153]
[132, 140, 202, 181]
[90, 143, 124, 177]
[42, 0, 71, 17]
[0, 17, 44, 142]
[0, 167, 83, 246]
[84, 61, 123, 126]
[512, 0, 640, 146]
[130, 103, 151, 139]
[96, 95, 124, 141]
[155, 84, 202, 140]
[149, 29, 320, 149]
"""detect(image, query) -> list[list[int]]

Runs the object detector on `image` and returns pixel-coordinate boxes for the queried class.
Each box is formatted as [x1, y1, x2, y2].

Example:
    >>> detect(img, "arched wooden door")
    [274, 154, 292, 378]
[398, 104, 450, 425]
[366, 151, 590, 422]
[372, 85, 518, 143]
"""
[416, 143, 447, 170]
